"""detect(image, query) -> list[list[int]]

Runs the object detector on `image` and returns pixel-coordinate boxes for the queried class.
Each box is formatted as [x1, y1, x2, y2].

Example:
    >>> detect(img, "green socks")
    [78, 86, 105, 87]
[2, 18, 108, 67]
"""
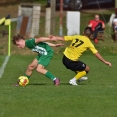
[24, 72, 56, 80]
[45, 71, 55, 80]
[24, 74, 30, 79]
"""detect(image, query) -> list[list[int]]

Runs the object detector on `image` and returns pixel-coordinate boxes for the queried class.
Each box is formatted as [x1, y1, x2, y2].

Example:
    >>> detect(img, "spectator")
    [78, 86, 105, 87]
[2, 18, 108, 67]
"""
[112, 15, 117, 33]
[108, 8, 117, 27]
[88, 14, 105, 43]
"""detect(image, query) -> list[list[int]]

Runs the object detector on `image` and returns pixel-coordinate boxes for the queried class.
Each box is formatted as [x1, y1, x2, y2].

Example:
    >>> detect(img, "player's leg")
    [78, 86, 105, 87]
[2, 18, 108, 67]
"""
[25, 58, 38, 78]
[74, 66, 90, 80]
[63, 55, 90, 85]
[63, 55, 89, 85]
[74, 70, 88, 82]
[69, 65, 90, 86]
[36, 56, 60, 85]
[13, 58, 38, 86]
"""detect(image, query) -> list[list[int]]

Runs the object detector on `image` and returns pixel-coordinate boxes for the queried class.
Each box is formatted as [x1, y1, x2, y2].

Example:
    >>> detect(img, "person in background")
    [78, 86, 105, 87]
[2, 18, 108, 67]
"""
[108, 8, 117, 27]
[12, 34, 63, 86]
[88, 14, 105, 43]
[112, 14, 117, 33]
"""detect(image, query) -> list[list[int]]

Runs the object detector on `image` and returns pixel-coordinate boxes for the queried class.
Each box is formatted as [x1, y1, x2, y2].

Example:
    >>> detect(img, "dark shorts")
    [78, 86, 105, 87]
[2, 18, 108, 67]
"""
[62, 55, 86, 71]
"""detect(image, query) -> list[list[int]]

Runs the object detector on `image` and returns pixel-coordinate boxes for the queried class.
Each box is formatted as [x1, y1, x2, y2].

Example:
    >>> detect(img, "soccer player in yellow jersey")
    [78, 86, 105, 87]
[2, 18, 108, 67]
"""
[50, 27, 111, 86]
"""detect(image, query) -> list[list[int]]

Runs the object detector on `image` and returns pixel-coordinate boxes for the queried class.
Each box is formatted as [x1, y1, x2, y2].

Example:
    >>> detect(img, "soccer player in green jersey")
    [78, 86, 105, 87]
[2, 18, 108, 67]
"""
[50, 27, 112, 86]
[12, 34, 63, 86]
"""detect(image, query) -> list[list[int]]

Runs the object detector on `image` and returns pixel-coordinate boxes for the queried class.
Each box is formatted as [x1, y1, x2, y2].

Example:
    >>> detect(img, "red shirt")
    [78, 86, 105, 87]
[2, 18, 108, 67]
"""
[89, 20, 104, 31]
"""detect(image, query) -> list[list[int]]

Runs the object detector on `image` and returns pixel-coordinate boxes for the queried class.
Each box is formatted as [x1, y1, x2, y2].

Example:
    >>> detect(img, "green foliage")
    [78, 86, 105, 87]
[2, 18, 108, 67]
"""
[0, 3, 116, 55]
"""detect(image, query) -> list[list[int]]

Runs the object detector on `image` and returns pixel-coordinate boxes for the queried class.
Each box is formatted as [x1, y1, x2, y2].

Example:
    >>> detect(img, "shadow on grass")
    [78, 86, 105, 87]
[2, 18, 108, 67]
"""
[28, 83, 46, 86]
[29, 82, 71, 86]
[29, 82, 87, 86]
[11, 82, 87, 87]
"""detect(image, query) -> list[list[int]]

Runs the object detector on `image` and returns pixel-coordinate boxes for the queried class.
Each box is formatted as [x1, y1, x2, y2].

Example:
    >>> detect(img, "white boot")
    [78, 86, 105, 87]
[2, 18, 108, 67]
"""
[69, 79, 78, 86]
[78, 77, 88, 82]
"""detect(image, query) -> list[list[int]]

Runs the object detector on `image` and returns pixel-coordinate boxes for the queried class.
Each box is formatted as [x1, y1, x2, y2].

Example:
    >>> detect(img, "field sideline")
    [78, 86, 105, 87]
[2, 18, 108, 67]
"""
[0, 54, 117, 117]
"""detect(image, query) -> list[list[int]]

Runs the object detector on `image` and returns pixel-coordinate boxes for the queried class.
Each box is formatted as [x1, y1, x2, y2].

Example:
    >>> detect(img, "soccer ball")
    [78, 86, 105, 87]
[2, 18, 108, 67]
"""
[18, 76, 29, 86]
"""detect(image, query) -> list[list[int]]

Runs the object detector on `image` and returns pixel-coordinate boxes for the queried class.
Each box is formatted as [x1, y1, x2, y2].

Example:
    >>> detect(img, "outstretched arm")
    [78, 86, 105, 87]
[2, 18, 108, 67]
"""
[35, 37, 51, 44]
[45, 42, 64, 47]
[94, 52, 111, 67]
[49, 35, 65, 41]
[35, 35, 65, 44]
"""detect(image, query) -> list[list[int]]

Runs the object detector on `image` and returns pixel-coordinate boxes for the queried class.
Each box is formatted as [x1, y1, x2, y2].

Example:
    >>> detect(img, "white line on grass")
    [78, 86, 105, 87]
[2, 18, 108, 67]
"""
[0, 56, 10, 78]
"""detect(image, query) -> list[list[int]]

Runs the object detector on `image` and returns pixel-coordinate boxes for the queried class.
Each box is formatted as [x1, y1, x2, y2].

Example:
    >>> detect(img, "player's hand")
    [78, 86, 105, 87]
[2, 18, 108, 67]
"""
[105, 61, 112, 67]
[49, 35, 57, 41]
[49, 35, 53, 38]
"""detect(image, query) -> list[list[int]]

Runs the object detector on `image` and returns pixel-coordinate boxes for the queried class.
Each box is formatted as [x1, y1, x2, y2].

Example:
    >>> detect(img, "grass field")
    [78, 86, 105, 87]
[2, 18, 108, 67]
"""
[0, 54, 117, 117]
[0, 1, 117, 117]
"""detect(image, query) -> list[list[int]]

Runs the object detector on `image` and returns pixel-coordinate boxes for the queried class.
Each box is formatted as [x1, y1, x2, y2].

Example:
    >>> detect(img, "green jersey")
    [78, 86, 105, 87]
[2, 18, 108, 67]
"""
[25, 38, 54, 56]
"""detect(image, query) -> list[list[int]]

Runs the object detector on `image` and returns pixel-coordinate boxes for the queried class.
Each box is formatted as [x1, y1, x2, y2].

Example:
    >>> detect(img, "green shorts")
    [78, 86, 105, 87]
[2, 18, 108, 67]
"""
[36, 54, 53, 67]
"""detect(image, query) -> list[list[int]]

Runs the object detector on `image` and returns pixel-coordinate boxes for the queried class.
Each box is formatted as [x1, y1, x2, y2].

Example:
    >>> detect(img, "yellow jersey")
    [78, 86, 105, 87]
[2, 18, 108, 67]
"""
[64, 35, 98, 61]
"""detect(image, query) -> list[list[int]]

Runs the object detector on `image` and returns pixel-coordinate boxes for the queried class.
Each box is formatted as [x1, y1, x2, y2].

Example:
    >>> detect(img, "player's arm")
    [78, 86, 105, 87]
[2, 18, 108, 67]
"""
[35, 37, 51, 44]
[45, 42, 64, 47]
[94, 52, 111, 67]
[89, 43, 111, 67]
[50, 35, 65, 41]
[35, 36, 65, 44]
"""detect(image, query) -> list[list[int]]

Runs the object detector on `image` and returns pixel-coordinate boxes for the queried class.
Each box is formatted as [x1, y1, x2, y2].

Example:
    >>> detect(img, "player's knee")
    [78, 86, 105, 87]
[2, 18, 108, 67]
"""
[36, 67, 42, 74]
[28, 64, 35, 71]
[85, 66, 90, 73]
[86, 70, 89, 73]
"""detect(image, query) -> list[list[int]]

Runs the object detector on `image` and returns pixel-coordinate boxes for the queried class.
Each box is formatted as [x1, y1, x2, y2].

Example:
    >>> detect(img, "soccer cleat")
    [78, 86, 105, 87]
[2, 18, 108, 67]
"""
[78, 77, 88, 82]
[53, 78, 60, 86]
[69, 79, 78, 86]
[12, 84, 19, 87]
